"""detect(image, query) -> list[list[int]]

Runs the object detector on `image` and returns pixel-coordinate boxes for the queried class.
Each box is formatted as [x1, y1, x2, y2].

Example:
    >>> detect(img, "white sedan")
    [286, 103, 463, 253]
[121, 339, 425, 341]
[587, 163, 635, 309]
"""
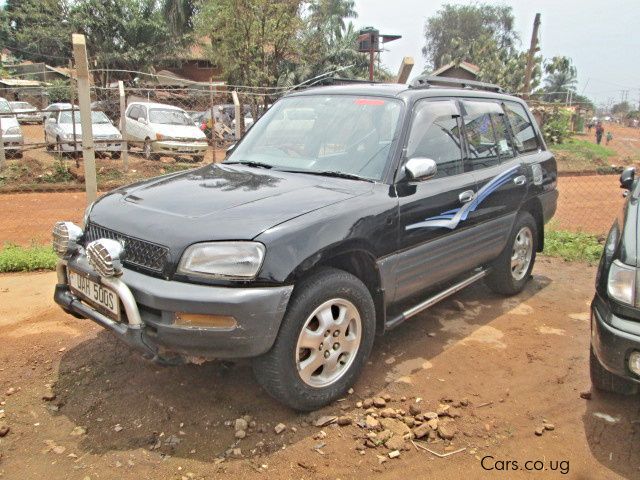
[45, 110, 122, 158]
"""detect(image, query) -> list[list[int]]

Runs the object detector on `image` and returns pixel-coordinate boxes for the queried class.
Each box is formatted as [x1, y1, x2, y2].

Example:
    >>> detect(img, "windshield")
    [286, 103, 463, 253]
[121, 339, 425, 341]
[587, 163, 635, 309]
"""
[149, 108, 193, 126]
[0, 100, 12, 113]
[59, 111, 112, 124]
[11, 102, 32, 109]
[226, 95, 403, 181]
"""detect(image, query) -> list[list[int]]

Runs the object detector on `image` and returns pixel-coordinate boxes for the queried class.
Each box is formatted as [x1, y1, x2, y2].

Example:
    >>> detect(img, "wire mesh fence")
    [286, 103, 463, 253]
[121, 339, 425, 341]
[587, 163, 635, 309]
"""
[0, 81, 638, 238]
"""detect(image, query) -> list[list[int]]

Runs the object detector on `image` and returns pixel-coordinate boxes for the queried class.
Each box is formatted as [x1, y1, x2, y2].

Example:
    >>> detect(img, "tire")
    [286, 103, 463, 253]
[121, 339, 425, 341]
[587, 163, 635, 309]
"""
[590, 347, 638, 395]
[143, 138, 159, 160]
[486, 211, 537, 296]
[112, 151, 121, 160]
[252, 267, 376, 411]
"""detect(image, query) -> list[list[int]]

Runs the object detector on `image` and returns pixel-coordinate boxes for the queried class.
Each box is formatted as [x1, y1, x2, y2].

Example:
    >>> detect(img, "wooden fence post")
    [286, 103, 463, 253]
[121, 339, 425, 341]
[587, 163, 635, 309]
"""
[118, 80, 128, 171]
[72, 33, 97, 204]
[0, 114, 5, 170]
[232, 90, 241, 141]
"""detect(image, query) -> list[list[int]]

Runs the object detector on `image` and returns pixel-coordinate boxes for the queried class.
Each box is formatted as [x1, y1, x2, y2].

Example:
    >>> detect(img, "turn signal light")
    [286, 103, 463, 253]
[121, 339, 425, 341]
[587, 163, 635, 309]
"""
[174, 313, 237, 329]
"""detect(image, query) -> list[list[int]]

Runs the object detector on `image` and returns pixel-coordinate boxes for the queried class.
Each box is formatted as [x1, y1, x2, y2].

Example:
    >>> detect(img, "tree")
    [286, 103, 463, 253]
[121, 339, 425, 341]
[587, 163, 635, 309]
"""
[422, 4, 519, 70]
[1, 0, 73, 66]
[541, 56, 577, 101]
[612, 101, 631, 116]
[421, 4, 540, 93]
[70, 0, 180, 86]
[308, 0, 357, 40]
[162, 0, 196, 38]
[196, 0, 303, 113]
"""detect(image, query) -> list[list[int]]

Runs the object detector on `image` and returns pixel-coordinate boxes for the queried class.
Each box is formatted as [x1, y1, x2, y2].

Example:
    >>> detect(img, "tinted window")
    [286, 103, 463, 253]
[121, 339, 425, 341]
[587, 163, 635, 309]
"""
[406, 99, 463, 178]
[462, 100, 514, 170]
[504, 101, 539, 153]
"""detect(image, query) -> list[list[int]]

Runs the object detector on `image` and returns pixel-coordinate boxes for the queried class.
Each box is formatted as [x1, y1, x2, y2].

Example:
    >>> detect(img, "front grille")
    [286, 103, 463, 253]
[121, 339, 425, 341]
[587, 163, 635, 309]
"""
[84, 223, 169, 274]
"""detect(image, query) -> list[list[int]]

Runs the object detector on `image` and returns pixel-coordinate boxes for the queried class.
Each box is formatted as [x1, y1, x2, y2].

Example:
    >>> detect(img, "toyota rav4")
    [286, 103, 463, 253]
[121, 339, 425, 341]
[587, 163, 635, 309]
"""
[53, 76, 557, 411]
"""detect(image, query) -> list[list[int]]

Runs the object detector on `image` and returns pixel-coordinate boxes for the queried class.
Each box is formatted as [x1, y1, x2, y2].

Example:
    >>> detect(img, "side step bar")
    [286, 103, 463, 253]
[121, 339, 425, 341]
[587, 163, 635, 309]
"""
[385, 269, 488, 330]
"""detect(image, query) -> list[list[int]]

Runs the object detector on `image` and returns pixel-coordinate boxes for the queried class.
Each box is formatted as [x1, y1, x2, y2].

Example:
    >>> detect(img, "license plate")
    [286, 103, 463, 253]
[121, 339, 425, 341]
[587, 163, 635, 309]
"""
[68, 269, 120, 319]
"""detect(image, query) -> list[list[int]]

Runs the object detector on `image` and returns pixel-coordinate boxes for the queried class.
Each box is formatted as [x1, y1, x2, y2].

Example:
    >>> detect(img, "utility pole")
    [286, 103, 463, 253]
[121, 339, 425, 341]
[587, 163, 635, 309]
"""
[522, 13, 541, 100]
[72, 33, 97, 204]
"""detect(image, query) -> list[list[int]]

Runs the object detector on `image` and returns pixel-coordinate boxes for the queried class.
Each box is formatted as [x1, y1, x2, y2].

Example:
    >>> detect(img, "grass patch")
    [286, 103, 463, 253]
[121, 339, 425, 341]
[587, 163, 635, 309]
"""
[551, 138, 616, 161]
[0, 244, 58, 272]
[543, 230, 603, 263]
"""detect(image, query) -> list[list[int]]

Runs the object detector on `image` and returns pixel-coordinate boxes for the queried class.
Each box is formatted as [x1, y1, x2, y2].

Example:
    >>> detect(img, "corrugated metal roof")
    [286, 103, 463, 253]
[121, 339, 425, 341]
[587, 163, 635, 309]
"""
[0, 79, 42, 87]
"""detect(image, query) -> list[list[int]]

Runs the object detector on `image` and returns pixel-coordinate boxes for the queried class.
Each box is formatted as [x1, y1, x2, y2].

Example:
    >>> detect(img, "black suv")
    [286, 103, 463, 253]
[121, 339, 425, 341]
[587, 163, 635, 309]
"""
[591, 167, 640, 394]
[53, 77, 557, 410]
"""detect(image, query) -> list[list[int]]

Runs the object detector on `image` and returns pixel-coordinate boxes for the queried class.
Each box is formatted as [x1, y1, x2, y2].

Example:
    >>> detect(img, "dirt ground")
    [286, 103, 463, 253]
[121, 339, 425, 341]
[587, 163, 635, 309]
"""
[1, 257, 639, 479]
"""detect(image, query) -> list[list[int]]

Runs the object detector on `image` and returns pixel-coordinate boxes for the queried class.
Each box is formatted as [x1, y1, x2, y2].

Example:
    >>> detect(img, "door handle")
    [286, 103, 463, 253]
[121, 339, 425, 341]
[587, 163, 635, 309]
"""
[459, 190, 475, 204]
[513, 175, 527, 186]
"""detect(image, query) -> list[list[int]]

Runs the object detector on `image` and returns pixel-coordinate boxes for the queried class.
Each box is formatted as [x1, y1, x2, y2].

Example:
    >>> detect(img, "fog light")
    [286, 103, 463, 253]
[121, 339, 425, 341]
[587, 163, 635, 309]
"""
[174, 313, 237, 329]
[629, 351, 640, 376]
[86, 238, 124, 277]
[52, 221, 83, 257]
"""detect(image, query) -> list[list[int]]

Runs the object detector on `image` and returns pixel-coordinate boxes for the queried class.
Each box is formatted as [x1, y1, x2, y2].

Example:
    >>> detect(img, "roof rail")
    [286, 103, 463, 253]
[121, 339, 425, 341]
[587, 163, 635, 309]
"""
[410, 75, 503, 93]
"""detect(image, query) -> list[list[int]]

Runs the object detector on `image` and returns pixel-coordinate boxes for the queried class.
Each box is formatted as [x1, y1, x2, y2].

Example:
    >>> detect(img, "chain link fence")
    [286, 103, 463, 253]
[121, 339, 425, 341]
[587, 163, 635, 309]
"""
[1, 80, 639, 238]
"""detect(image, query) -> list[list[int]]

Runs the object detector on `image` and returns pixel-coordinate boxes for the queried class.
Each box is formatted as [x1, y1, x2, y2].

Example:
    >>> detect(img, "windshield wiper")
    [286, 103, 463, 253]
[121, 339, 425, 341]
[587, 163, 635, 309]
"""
[225, 160, 274, 169]
[282, 169, 374, 182]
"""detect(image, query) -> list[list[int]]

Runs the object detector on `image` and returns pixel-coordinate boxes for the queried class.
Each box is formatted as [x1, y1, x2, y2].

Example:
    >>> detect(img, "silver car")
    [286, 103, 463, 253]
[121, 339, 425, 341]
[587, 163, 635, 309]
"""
[0, 98, 24, 159]
[45, 110, 122, 158]
[9, 101, 43, 124]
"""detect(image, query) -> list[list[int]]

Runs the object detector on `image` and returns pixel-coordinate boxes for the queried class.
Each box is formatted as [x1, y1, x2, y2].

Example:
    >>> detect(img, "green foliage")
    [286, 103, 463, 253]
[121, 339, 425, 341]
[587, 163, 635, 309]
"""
[612, 101, 631, 115]
[421, 3, 539, 92]
[542, 108, 572, 144]
[1, 0, 73, 66]
[46, 80, 72, 103]
[551, 138, 616, 161]
[0, 244, 58, 272]
[541, 56, 578, 102]
[543, 230, 603, 263]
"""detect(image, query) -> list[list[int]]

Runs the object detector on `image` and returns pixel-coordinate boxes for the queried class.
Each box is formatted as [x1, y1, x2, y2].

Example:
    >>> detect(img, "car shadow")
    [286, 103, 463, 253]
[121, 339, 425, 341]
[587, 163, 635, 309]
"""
[583, 389, 640, 478]
[52, 273, 551, 462]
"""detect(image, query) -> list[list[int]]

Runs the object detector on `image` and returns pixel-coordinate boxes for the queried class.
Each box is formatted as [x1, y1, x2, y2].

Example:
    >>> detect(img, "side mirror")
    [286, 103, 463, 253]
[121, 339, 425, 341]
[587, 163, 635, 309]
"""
[137, 117, 147, 125]
[405, 157, 438, 181]
[620, 167, 635, 190]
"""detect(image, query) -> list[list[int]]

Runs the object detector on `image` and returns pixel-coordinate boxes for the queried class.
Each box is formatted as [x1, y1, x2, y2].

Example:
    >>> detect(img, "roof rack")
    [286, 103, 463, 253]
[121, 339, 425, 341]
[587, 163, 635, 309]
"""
[409, 75, 503, 93]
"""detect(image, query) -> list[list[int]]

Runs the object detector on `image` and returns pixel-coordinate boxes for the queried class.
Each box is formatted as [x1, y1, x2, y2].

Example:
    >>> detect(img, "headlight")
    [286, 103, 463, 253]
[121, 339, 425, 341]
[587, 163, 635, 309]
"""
[178, 242, 265, 280]
[608, 260, 636, 305]
[86, 239, 124, 277]
[52, 221, 83, 258]
[5, 126, 20, 135]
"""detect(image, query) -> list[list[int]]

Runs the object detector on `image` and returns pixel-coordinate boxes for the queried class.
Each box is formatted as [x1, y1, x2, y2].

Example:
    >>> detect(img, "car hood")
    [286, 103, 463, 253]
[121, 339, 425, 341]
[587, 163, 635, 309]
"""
[59, 123, 121, 137]
[2, 116, 19, 129]
[151, 123, 206, 140]
[89, 163, 372, 250]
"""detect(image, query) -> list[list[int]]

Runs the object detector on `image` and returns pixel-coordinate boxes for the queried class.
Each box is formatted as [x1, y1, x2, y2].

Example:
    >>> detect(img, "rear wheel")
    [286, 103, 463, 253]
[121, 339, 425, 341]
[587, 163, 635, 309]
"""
[252, 268, 376, 411]
[143, 138, 159, 160]
[112, 151, 121, 160]
[486, 211, 537, 295]
[590, 347, 638, 395]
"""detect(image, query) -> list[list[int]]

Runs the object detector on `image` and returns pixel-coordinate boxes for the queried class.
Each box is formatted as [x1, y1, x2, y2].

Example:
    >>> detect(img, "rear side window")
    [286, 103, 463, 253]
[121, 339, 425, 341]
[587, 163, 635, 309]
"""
[503, 101, 539, 154]
[461, 100, 514, 171]
[127, 105, 140, 120]
[405, 99, 463, 178]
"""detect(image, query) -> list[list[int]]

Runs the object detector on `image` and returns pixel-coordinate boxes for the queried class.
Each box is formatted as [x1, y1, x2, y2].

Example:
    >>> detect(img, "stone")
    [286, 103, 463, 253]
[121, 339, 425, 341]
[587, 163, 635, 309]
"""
[363, 398, 374, 409]
[314, 416, 337, 427]
[70, 426, 86, 436]
[379, 418, 411, 437]
[437, 424, 456, 440]
[423, 411, 438, 420]
[231, 448, 242, 458]
[234, 418, 248, 432]
[408, 404, 421, 416]
[413, 424, 430, 439]
[580, 390, 592, 400]
[535, 427, 545, 436]
[0, 425, 9, 437]
[388, 450, 401, 459]
[42, 392, 56, 402]
[377, 430, 393, 443]
[460, 398, 469, 407]
[544, 423, 555, 431]
[385, 435, 405, 451]
[380, 408, 396, 418]
[373, 397, 386, 408]
[356, 401, 363, 408]
[314, 430, 327, 440]
[436, 404, 450, 416]
[235, 429, 246, 439]
[453, 300, 465, 311]
[5, 388, 15, 396]
[403, 416, 415, 427]
[428, 418, 439, 430]
[348, 388, 354, 395]
[382, 393, 392, 402]
[337, 416, 352, 426]
[274, 423, 286, 434]
[365, 416, 380, 430]
[114, 424, 123, 432]
[52, 445, 66, 455]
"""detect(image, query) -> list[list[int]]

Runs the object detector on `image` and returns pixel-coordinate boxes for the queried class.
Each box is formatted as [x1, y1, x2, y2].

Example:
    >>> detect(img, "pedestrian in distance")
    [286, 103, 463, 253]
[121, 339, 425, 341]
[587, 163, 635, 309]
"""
[595, 122, 605, 145]
[606, 131, 613, 145]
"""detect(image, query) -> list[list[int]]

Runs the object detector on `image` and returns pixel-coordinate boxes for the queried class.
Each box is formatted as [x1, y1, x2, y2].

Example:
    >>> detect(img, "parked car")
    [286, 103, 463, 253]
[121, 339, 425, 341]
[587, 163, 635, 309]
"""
[0, 97, 23, 158]
[122, 102, 207, 161]
[590, 167, 640, 394]
[42, 103, 74, 121]
[9, 101, 43, 124]
[52, 77, 557, 410]
[45, 109, 122, 158]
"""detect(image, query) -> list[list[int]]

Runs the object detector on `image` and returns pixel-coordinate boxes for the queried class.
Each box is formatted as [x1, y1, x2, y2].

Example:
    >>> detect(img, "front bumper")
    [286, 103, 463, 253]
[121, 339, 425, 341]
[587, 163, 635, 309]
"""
[3, 133, 23, 151]
[54, 254, 293, 361]
[153, 140, 208, 156]
[17, 114, 42, 123]
[61, 140, 122, 152]
[591, 293, 640, 382]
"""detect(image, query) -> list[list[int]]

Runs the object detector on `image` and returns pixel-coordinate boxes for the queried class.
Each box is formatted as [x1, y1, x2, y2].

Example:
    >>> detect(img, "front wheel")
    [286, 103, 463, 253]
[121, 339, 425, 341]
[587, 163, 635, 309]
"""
[486, 211, 537, 295]
[252, 268, 376, 411]
[590, 347, 638, 395]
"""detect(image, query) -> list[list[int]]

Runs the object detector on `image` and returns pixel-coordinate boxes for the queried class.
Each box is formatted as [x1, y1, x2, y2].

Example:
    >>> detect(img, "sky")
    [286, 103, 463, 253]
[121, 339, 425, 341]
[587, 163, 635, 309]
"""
[353, 0, 640, 108]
